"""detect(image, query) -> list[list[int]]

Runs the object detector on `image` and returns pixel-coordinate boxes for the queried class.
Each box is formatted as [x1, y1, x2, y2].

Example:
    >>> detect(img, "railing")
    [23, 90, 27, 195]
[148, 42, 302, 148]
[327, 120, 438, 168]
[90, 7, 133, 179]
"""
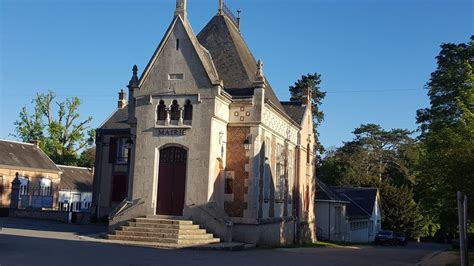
[222, 2, 238, 27]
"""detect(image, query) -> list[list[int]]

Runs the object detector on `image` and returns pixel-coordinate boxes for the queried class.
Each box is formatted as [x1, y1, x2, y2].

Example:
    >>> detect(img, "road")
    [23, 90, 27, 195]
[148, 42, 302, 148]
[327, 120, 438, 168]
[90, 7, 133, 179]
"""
[0, 218, 447, 266]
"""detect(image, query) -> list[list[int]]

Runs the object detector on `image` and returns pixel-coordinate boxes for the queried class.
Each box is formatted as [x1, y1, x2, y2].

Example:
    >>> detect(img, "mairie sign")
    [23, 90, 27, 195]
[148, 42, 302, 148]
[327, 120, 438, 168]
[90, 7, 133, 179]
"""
[157, 128, 187, 137]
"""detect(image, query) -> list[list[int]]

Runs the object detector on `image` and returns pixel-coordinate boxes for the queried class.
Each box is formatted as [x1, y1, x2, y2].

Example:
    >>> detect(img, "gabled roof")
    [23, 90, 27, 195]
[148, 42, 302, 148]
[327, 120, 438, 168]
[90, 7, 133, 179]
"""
[139, 15, 220, 87]
[0, 139, 60, 173]
[58, 165, 93, 192]
[315, 179, 349, 203]
[331, 186, 378, 220]
[281, 101, 307, 125]
[100, 107, 130, 130]
[197, 15, 285, 113]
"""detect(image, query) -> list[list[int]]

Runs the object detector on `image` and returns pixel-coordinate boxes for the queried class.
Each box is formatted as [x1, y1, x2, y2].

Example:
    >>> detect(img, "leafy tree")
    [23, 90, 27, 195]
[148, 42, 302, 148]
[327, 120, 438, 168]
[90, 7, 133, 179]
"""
[78, 146, 96, 168]
[289, 73, 327, 153]
[415, 36, 474, 237]
[319, 124, 417, 187]
[13, 90, 93, 165]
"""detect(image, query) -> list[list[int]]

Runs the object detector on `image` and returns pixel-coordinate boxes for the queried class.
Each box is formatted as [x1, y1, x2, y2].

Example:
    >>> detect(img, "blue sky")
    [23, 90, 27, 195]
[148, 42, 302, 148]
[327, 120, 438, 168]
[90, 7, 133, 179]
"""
[0, 0, 472, 149]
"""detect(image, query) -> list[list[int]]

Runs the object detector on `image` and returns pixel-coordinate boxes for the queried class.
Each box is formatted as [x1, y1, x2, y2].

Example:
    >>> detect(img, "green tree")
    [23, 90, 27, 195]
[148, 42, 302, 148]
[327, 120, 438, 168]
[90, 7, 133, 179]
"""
[78, 146, 96, 168]
[415, 36, 474, 237]
[289, 73, 327, 153]
[13, 90, 93, 165]
[380, 183, 425, 239]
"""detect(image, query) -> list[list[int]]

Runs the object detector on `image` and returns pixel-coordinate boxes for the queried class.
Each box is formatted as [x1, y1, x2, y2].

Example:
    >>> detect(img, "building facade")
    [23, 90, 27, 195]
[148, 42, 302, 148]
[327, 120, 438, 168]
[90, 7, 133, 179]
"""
[0, 140, 61, 209]
[58, 165, 93, 213]
[92, 0, 317, 245]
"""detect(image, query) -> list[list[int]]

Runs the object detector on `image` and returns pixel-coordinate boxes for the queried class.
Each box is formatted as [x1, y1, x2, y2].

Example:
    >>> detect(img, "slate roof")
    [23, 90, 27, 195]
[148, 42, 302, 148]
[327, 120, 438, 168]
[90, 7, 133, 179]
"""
[197, 15, 286, 113]
[315, 179, 348, 202]
[281, 101, 307, 125]
[331, 186, 378, 220]
[58, 165, 93, 192]
[0, 139, 60, 172]
[100, 107, 130, 130]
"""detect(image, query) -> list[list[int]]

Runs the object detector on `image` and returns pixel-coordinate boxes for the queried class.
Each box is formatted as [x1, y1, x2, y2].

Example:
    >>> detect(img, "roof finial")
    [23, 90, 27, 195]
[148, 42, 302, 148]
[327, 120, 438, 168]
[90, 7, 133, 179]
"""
[218, 0, 224, 16]
[256, 59, 264, 82]
[128, 65, 139, 88]
[237, 10, 241, 31]
[175, 0, 187, 19]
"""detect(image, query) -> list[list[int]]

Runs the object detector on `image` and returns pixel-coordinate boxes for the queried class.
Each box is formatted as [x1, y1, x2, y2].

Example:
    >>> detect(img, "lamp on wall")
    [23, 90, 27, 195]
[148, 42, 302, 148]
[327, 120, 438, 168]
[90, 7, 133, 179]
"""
[243, 135, 252, 151]
[125, 138, 134, 149]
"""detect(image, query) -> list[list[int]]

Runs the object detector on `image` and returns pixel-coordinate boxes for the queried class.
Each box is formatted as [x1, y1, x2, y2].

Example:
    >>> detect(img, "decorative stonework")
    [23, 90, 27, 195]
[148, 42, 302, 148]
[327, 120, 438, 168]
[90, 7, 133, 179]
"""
[262, 107, 298, 144]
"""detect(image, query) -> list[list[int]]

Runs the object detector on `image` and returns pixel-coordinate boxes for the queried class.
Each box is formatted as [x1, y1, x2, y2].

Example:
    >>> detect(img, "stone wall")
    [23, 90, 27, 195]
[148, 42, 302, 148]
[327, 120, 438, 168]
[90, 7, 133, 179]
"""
[10, 209, 90, 224]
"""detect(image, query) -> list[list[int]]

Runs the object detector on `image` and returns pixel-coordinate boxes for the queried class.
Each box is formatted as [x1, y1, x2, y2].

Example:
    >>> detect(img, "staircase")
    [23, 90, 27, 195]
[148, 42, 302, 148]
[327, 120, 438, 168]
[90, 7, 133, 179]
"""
[105, 217, 220, 247]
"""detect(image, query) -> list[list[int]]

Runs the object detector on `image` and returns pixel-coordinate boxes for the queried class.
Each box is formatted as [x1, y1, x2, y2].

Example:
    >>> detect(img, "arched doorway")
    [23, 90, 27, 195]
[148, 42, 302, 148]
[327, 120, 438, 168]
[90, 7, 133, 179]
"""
[156, 146, 187, 216]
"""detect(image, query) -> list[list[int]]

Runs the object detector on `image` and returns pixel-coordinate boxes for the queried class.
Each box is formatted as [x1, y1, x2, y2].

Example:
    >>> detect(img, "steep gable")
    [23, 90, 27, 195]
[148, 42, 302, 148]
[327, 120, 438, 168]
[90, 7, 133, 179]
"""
[138, 16, 219, 95]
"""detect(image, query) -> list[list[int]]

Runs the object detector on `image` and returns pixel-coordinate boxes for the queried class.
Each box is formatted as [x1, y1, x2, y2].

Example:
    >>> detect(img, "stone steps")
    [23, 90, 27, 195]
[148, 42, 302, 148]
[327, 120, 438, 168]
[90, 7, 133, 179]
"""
[106, 217, 220, 246]
[127, 222, 200, 230]
[111, 230, 212, 239]
[119, 226, 207, 235]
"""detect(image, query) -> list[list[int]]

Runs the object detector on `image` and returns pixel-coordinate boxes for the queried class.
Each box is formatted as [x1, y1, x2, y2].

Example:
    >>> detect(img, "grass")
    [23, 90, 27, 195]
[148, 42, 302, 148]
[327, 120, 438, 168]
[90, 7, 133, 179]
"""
[274, 240, 360, 249]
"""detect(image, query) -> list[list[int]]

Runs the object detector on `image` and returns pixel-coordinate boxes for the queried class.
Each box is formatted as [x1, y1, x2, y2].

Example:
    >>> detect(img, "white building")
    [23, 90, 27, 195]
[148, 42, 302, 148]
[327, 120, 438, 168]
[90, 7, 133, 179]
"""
[316, 180, 381, 243]
[58, 165, 93, 212]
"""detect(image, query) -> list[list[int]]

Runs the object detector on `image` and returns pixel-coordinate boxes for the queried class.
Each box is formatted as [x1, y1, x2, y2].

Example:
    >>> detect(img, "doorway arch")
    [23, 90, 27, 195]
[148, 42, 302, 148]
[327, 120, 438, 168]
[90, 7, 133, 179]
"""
[156, 146, 187, 216]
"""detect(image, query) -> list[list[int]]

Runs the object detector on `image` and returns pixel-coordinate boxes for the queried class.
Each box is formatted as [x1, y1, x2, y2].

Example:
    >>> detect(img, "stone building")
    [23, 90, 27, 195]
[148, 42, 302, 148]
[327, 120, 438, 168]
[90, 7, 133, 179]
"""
[92, 0, 317, 245]
[0, 139, 61, 209]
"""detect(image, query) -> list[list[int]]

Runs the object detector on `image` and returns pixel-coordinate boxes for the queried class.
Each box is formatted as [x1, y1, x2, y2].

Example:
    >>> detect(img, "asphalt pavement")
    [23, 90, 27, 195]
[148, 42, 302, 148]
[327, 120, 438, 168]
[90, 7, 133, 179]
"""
[0, 218, 448, 266]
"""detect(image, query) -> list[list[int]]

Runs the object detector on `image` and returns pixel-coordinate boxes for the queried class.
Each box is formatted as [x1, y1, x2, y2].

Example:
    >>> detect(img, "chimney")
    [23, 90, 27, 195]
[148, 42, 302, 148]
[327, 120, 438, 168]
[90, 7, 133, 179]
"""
[302, 87, 312, 106]
[30, 139, 40, 147]
[175, 0, 187, 19]
[118, 89, 127, 109]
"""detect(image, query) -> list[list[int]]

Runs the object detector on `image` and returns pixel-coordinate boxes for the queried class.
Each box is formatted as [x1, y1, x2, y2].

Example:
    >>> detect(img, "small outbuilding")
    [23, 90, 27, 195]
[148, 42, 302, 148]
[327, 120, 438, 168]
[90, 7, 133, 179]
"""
[316, 180, 382, 243]
[58, 165, 93, 212]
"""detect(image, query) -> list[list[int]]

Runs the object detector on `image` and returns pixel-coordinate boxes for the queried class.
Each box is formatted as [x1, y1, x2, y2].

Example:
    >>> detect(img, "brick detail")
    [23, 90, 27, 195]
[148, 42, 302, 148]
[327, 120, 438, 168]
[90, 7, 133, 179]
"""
[224, 127, 250, 217]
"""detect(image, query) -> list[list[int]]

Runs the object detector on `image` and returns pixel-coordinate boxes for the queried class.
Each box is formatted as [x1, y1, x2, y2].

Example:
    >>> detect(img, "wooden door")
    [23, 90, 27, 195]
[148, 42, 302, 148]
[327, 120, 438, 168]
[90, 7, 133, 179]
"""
[156, 147, 187, 216]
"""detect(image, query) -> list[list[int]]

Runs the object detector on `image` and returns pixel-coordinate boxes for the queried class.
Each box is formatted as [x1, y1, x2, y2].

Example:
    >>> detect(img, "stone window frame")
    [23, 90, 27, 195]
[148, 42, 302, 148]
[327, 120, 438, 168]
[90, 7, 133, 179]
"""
[263, 137, 271, 202]
[39, 178, 52, 196]
[19, 176, 29, 196]
[116, 138, 130, 164]
[275, 143, 286, 202]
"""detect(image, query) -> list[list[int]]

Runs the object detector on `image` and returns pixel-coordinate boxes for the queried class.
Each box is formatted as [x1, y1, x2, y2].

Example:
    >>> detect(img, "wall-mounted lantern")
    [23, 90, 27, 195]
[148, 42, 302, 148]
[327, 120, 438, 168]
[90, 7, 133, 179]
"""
[125, 138, 134, 149]
[244, 135, 252, 151]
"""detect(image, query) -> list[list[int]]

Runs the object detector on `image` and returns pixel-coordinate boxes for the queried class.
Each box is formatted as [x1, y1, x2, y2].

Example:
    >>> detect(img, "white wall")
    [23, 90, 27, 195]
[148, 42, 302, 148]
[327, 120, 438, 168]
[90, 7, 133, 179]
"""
[315, 201, 348, 242]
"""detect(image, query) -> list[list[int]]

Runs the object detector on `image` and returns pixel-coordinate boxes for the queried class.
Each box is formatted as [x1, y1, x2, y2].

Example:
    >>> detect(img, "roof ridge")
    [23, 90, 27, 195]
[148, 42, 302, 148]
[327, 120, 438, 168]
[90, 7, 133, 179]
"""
[58, 165, 92, 170]
[0, 139, 34, 146]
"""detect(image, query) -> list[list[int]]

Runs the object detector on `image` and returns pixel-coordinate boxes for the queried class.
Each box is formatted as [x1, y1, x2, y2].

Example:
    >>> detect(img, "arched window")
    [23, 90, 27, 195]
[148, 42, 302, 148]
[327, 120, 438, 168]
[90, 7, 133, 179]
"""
[40, 178, 51, 196]
[184, 100, 193, 120]
[170, 100, 180, 120]
[157, 100, 166, 121]
[19, 176, 29, 196]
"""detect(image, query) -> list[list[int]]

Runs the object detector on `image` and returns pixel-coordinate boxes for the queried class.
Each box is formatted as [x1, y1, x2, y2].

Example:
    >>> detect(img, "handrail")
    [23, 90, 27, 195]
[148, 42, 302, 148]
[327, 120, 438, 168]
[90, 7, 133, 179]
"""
[108, 199, 133, 220]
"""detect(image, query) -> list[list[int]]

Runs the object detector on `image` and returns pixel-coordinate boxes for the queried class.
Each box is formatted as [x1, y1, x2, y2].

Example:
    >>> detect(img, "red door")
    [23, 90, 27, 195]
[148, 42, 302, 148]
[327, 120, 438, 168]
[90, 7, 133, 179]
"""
[156, 147, 187, 216]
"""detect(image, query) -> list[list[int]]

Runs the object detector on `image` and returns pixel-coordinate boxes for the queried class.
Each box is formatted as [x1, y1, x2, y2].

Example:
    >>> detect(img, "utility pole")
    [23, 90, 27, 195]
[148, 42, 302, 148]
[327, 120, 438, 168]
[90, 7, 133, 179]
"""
[463, 195, 469, 266]
[457, 191, 468, 266]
